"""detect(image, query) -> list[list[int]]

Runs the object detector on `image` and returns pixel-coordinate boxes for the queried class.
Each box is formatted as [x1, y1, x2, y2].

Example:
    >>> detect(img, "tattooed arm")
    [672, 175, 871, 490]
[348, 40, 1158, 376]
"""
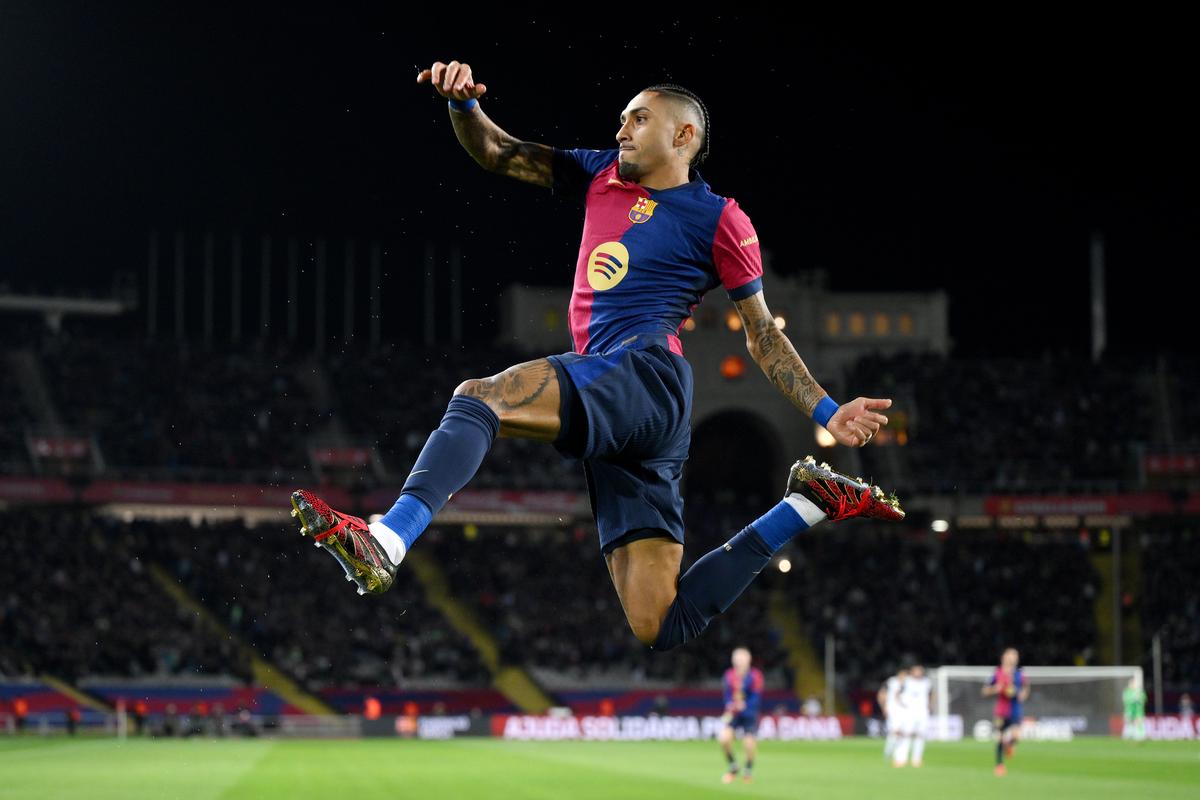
[733, 290, 892, 447]
[417, 60, 553, 187]
[735, 291, 827, 416]
[447, 105, 554, 188]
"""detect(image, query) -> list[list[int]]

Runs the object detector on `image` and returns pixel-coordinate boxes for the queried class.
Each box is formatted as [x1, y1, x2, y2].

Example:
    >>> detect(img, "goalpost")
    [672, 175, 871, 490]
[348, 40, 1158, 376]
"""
[932, 666, 1143, 739]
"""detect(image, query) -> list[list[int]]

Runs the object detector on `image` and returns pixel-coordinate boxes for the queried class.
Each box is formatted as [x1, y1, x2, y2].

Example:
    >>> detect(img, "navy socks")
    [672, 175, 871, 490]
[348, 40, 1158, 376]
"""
[377, 394, 499, 553]
[651, 526, 774, 651]
[652, 498, 822, 651]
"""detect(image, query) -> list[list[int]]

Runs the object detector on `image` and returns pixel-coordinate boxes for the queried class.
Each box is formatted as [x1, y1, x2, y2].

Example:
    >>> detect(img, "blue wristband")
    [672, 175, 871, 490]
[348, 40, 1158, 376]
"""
[813, 395, 839, 429]
[448, 97, 477, 112]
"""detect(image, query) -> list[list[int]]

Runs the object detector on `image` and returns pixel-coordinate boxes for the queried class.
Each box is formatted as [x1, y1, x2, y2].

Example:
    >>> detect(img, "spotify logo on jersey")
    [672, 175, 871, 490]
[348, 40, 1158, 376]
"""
[587, 242, 630, 291]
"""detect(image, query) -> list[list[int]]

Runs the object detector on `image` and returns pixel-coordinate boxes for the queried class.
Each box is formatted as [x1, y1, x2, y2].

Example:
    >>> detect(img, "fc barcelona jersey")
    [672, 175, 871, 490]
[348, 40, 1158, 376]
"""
[991, 667, 1025, 718]
[551, 147, 764, 356]
[723, 667, 764, 716]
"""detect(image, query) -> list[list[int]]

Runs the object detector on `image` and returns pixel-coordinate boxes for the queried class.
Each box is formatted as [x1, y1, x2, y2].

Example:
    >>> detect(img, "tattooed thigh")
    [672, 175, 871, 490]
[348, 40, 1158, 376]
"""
[453, 358, 562, 439]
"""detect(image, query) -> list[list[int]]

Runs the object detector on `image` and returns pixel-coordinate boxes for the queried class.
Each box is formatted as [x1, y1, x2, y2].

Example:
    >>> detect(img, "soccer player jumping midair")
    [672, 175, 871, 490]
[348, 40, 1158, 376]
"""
[289, 60, 905, 653]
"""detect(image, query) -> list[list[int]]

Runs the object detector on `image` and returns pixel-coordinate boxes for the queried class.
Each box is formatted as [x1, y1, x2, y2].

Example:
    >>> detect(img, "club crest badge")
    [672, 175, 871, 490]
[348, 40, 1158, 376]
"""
[628, 196, 658, 224]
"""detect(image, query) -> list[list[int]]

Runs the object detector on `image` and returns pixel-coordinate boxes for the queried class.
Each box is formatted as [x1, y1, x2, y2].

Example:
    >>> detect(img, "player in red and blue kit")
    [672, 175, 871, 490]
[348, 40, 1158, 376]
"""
[719, 647, 764, 783]
[982, 647, 1031, 776]
[289, 60, 905, 655]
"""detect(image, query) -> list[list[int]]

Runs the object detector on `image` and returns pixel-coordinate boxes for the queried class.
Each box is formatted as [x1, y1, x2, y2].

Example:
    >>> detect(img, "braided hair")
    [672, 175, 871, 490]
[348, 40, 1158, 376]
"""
[640, 83, 710, 168]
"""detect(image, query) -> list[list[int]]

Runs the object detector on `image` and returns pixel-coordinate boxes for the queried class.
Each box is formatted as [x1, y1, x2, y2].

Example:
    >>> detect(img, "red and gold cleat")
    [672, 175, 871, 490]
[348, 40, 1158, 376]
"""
[290, 490, 397, 595]
[994, 764, 1007, 777]
[786, 456, 905, 522]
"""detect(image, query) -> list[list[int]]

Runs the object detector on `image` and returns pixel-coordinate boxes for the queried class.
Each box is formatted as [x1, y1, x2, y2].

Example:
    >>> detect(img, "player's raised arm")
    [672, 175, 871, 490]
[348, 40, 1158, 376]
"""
[416, 60, 553, 187]
[732, 290, 891, 447]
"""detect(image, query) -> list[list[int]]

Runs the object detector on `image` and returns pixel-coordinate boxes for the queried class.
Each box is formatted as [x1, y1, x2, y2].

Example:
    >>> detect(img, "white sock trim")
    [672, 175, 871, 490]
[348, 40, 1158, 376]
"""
[368, 520, 408, 565]
[783, 492, 827, 527]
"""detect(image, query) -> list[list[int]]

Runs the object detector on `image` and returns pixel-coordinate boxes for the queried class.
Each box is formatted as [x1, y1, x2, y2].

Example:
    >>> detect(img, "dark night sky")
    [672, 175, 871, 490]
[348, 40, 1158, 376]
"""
[2, 6, 1196, 356]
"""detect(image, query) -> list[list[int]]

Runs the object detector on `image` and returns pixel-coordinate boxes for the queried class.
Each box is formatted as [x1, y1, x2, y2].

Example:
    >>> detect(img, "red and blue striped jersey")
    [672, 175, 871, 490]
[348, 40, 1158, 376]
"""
[723, 667, 764, 715]
[990, 666, 1025, 718]
[551, 147, 764, 356]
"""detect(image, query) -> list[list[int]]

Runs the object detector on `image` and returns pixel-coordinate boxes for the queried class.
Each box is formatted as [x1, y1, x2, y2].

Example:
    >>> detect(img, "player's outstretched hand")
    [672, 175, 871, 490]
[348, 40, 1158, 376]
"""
[827, 397, 891, 448]
[416, 60, 487, 101]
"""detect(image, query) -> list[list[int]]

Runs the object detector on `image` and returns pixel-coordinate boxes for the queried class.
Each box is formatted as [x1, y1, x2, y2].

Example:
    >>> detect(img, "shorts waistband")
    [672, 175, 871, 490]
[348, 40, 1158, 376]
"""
[598, 333, 674, 355]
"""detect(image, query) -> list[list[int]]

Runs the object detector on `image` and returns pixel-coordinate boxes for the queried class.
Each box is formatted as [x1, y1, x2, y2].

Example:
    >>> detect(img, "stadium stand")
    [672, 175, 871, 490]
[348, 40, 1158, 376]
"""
[326, 344, 586, 491]
[423, 523, 790, 688]
[787, 526, 1101, 692]
[1, 327, 1196, 710]
[1139, 524, 1200, 692]
[846, 351, 1156, 494]
[0, 389, 33, 476]
[0, 509, 251, 682]
[129, 518, 492, 689]
[39, 334, 323, 480]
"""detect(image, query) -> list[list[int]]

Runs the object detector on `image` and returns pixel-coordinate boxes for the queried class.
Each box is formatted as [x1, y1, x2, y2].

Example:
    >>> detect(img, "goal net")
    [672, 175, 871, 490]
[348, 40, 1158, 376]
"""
[932, 666, 1143, 738]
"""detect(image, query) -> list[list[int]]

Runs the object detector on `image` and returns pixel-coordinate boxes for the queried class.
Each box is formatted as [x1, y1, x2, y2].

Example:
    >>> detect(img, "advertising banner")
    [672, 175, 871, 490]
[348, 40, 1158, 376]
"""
[492, 715, 849, 741]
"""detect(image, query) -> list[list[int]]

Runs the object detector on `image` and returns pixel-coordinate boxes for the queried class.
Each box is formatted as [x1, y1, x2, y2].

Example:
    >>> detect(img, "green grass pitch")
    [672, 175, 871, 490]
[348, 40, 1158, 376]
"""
[2, 736, 1197, 799]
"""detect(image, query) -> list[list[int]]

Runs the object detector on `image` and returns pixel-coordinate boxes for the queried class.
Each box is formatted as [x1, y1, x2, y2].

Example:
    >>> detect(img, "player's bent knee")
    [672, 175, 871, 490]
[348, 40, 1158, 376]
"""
[452, 377, 508, 417]
[453, 377, 489, 398]
[627, 613, 663, 647]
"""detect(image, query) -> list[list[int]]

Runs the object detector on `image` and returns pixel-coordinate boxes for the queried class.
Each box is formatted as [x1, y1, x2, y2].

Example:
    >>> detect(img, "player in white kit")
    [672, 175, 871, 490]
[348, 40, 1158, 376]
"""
[893, 663, 932, 767]
[877, 667, 908, 760]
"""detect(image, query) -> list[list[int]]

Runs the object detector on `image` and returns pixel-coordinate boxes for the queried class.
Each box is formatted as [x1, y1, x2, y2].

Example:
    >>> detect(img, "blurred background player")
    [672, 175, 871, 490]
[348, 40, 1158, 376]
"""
[982, 647, 1030, 776]
[892, 663, 932, 768]
[719, 647, 763, 783]
[878, 666, 908, 761]
[1122, 675, 1147, 741]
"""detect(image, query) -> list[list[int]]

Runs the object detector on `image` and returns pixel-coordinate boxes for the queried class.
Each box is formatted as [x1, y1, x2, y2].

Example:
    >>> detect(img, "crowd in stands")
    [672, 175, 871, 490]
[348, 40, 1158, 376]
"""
[6, 330, 585, 490]
[1, 326, 1195, 700]
[130, 518, 490, 689]
[0, 388, 32, 476]
[423, 523, 790, 688]
[3, 327, 1190, 496]
[0, 509, 488, 690]
[0, 318, 36, 474]
[847, 351, 1156, 494]
[326, 343, 586, 491]
[940, 534, 1100, 664]
[1168, 356, 1200, 448]
[0, 509, 250, 682]
[783, 524, 1099, 692]
[5, 507, 1193, 700]
[38, 334, 323, 480]
[1138, 523, 1200, 691]
[471, 515, 1103, 692]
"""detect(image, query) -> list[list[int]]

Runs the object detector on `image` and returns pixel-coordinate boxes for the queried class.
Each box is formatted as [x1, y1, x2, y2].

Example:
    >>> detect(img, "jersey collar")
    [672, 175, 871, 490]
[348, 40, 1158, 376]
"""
[625, 167, 705, 196]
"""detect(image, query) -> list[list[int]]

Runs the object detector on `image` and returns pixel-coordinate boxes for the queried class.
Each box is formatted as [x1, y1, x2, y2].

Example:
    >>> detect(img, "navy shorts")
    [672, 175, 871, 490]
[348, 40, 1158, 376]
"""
[546, 334, 693, 554]
[727, 712, 760, 736]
